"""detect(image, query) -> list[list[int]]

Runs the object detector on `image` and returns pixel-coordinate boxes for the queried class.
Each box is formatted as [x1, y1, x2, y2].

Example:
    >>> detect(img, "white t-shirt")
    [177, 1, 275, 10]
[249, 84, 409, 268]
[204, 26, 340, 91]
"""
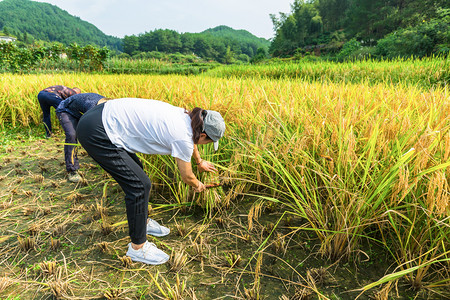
[102, 98, 194, 162]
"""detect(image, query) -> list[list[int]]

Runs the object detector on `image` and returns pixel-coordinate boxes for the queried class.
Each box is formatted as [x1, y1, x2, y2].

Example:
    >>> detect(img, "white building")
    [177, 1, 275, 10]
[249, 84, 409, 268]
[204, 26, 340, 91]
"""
[0, 36, 17, 43]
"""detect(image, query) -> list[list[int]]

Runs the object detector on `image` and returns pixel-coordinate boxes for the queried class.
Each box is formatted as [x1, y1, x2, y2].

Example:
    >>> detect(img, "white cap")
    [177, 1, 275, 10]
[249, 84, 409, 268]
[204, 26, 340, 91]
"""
[203, 110, 225, 151]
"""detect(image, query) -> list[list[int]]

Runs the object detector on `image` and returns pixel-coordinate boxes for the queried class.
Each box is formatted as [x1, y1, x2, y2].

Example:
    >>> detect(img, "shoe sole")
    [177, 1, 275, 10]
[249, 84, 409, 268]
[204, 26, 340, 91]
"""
[147, 230, 170, 237]
[126, 254, 169, 265]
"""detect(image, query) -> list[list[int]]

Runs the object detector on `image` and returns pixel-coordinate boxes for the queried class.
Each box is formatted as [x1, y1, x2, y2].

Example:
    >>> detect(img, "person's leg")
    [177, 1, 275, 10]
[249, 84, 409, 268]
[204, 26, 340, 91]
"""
[128, 152, 144, 170]
[37, 91, 62, 137]
[121, 152, 169, 237]
[77, 104, 149, 245]
[37, 91, 52, 137]
[77, 104, 169, 265]
[57, 112, 79, 173]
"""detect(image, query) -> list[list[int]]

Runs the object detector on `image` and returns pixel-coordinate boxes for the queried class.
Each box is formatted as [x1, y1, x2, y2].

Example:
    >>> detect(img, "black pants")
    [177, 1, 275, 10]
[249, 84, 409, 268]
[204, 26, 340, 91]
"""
[57, 112, 79, 172]
[77, 104, 150, 244]
[37, 90, 62, 136]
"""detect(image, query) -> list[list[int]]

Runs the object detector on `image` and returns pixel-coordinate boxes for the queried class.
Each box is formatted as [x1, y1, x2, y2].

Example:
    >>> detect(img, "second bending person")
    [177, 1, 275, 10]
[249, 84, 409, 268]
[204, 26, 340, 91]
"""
[56, 93, 108, 182]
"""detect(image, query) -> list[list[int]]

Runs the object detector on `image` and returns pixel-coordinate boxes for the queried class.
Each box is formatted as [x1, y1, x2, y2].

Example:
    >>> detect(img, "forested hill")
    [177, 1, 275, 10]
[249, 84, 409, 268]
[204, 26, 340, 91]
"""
[0, 0, 121, 49]
[122, 26, 270, 63]
[201, 25, 270, 49]
[269, 0, 449, 58]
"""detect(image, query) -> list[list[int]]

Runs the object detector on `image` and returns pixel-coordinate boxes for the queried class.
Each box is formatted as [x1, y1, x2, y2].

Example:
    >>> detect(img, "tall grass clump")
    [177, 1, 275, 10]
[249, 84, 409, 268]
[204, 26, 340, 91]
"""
[224, 79, 449, 293]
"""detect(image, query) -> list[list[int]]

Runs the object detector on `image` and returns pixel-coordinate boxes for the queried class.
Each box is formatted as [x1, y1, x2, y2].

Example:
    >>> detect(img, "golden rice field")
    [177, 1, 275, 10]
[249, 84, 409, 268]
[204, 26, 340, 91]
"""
[207, 56, 449, 88]
[0, 69, 449, 299]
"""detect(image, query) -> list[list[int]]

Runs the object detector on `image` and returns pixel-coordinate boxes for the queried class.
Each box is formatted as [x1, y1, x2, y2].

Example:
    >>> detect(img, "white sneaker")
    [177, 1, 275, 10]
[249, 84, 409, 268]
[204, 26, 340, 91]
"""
[126, 241, 169, 265]
[147, 218, 170, 237]
[68, 171, 82, 183]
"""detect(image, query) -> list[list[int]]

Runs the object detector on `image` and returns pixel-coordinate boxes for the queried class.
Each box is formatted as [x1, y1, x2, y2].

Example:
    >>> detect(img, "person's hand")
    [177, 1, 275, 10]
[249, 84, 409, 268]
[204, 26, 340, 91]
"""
[193, 181, 206, 193]
[197, 160, 217, 173]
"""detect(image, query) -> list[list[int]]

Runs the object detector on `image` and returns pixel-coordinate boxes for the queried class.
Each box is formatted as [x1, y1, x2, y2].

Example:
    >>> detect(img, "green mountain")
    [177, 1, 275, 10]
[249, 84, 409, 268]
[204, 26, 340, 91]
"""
[123, 26, 270, 62]
[0, 0, 270, 57]
[0, 0, 121, 49]
[201, 25, 270, 49]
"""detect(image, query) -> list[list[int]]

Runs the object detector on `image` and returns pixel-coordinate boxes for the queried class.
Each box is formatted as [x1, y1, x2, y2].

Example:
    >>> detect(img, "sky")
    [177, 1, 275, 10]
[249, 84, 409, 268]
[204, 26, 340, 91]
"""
[33, 0, 295, 40]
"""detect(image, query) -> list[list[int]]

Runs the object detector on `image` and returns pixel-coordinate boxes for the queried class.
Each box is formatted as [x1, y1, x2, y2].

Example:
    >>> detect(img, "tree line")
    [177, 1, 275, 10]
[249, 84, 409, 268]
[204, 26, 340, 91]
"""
[122, 27, 269, 64]
[0, 42, 110, 73]
[270, 0, 450, 59]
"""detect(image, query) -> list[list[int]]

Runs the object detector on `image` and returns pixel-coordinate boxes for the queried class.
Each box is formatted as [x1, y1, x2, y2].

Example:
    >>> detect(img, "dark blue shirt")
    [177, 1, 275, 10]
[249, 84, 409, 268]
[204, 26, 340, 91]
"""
[56, 93, 105, 119]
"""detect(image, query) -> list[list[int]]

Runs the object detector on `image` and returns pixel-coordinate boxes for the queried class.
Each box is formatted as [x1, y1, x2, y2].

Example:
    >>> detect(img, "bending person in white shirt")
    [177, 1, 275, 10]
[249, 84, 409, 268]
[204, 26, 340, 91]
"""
[76, 98, 225, 265]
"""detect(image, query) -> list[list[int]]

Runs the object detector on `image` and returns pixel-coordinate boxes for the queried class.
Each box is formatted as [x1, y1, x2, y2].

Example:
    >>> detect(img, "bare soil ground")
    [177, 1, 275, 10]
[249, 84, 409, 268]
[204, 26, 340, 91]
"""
[0, 127, 430, 299]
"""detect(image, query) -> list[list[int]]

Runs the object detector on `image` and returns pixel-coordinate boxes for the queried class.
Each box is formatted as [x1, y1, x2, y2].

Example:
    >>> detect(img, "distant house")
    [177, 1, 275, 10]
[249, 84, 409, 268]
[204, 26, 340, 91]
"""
[0, 36, 17, 43]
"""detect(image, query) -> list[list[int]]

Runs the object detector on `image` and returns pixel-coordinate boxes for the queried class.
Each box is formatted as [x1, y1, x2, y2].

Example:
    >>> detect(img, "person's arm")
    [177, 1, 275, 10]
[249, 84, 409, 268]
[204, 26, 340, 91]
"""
[176, 158, 206, 192]
[192, 145, 217, 173]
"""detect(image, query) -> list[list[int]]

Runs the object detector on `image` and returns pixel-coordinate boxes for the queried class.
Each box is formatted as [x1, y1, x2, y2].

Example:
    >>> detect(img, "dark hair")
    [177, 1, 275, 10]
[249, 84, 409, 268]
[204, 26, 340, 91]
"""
[188, 107, 210, 143]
